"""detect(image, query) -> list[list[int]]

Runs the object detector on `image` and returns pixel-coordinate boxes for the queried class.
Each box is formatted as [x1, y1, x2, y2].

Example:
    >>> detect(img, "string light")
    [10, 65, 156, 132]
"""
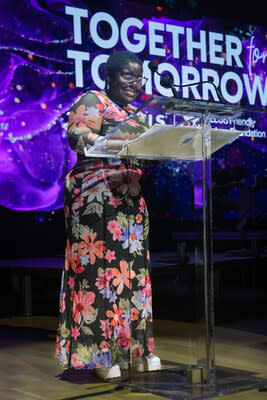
[0, 22, 73, 44]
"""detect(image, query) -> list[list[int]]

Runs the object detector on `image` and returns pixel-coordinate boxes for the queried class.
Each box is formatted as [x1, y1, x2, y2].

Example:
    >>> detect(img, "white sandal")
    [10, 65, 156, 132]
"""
[93, 364, 121, 379]
[132, 355, 161, 372]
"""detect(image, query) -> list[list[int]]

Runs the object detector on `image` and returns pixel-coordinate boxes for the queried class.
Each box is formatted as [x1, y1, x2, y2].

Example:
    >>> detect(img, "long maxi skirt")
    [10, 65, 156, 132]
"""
[56, 159, 155, 369]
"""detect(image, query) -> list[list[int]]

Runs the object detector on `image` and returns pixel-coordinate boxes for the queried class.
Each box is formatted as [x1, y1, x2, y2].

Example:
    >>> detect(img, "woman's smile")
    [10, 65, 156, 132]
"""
[107, 61, 143, 106]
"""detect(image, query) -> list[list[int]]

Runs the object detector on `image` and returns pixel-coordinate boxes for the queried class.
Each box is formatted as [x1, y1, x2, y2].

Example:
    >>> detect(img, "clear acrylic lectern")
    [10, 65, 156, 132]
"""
[84, 96, 266, 399]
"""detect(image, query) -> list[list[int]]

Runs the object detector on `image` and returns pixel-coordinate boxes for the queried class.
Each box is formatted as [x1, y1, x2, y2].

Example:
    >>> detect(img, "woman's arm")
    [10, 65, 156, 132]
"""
[67, 91, 105, 154]
[68, 91, 129, 154]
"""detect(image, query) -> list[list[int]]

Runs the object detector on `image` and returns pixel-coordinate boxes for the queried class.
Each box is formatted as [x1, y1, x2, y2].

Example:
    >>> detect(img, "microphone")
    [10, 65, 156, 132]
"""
[148, 60, 158, 73]
[160, 76, 225, 104]
[148, 61, 179, 98]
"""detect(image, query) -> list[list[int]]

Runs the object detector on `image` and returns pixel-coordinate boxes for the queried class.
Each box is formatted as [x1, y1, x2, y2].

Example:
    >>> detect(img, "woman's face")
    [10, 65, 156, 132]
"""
[106, 61, 143, 106]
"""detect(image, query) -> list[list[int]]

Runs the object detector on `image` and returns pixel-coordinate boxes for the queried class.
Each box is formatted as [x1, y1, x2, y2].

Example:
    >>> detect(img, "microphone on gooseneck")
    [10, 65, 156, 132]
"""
[160, 75, 226, 104]
[148, 61, 180, 99]
[148, 60, 158, 73]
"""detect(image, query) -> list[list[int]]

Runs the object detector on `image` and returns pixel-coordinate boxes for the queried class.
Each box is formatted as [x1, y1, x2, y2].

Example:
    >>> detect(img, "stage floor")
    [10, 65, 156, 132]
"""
[0, 316, 267, 400]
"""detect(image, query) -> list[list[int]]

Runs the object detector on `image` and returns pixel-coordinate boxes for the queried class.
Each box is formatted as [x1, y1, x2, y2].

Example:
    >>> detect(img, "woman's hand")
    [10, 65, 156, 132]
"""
[106, 139, 129, 151]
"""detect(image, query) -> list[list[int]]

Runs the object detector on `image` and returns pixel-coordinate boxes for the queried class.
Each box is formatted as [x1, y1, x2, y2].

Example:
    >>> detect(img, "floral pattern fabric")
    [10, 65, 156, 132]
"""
[56, 91, 155, 369]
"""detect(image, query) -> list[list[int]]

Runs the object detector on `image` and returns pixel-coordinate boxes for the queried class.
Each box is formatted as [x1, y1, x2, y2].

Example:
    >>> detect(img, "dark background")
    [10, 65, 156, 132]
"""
[0, 0, 266, 330]
[127, 0, 266, 27]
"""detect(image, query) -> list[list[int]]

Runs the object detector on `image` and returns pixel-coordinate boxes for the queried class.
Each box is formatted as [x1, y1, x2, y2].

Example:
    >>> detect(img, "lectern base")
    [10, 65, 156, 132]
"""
[114, 366, 267, 400]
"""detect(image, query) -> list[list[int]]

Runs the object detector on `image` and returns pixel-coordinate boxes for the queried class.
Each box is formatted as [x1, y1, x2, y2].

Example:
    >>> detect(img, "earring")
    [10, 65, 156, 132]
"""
[106, 81, 110, 90]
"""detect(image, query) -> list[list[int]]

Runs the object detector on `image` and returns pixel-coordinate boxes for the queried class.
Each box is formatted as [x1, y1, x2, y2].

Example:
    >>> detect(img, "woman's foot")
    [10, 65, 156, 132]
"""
[119, 361, 129, 370]
[93, 364, 121, 379]
[132, 355, 161, 372]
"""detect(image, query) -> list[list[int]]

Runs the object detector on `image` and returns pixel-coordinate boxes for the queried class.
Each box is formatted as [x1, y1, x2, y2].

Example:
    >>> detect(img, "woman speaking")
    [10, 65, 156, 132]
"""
[56, 51, 161, 379]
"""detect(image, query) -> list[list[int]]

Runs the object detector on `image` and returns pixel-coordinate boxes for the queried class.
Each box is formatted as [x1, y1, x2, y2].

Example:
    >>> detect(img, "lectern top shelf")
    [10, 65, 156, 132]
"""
[152, 96, 266, 117]
[161, 98, 239, 117]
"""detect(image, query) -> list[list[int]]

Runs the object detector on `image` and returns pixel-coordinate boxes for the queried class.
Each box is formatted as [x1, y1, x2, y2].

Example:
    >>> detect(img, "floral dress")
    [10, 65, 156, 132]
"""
[55, 91, 155, 370]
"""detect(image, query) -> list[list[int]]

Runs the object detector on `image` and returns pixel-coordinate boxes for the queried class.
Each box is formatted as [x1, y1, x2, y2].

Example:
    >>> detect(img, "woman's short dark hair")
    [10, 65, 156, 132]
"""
[105, 51, 142, 79]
